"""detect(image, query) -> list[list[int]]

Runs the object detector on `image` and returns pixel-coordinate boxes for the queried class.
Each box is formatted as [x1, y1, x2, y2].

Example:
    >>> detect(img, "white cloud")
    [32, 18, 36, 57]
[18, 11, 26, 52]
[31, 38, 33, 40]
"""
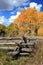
[0, 0, 42, 12]
[0, 12, 20, 26]
[12, 0, 29, 7]
[0, 0, 29, 10]
[8, 12, 20, 23]
[0, 16, 9, 26]
[29, 2, 42, 11]
[11, 12, 15, 14]
[0, 16, 6, 24]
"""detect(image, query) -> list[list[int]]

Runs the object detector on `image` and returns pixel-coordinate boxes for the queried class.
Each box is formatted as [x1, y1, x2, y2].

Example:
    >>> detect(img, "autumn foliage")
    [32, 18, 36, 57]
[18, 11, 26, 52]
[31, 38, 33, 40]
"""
[14, 8, 43, 36]
[0, 8, 43, 37]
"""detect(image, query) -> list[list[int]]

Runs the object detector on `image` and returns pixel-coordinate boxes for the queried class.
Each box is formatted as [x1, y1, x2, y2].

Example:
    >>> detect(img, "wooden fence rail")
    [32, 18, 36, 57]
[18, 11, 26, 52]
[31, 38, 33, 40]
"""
[0, 47, 15, 50]
[0, 37, 37, 40]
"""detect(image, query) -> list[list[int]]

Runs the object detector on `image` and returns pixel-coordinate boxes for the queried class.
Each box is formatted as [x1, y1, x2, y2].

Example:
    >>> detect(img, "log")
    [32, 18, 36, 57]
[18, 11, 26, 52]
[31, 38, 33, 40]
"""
[20, 53, 29, 55]
[7, 51, 19, 56]
[0, 37, 22, 40]
[27, 38, 37, 40]
[19, 42, 35, 46]
[0, 42, 15, 44]
[0, 42, 36, 47]
[21, 48, 32, 52]
[0, 37, 37, 40]
[0, 47, 15, 50]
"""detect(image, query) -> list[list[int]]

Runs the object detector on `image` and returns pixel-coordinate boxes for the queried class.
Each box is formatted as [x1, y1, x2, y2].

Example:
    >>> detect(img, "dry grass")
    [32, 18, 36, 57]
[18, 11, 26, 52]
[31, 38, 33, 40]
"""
[0, 39, 43, 65]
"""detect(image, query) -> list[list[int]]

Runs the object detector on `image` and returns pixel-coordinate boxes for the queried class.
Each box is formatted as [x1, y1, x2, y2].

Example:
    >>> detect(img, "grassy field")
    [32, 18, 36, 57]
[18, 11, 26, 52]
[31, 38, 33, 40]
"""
[0, 39, 43, 65]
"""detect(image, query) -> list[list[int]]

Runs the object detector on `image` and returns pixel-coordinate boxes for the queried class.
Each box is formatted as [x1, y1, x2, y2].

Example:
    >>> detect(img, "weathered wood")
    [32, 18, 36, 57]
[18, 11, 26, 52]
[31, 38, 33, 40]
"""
[8, 51, 19, 56]
[0, 37, 22, 40]
[19, 42, 35, 46]
[0, 42, 36, 46]
[0, 47, 15, 50]
[0, 37, 37, 40]
[27, 38, 37, 40]
[20, 53, 29, 55]
[21, 48, 32, 52]
[0, 42, 16, 44]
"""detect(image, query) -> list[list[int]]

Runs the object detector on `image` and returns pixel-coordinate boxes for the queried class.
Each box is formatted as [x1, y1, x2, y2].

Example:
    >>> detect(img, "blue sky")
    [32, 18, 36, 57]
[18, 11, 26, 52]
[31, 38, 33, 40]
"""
[0, 0, 43, 26]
